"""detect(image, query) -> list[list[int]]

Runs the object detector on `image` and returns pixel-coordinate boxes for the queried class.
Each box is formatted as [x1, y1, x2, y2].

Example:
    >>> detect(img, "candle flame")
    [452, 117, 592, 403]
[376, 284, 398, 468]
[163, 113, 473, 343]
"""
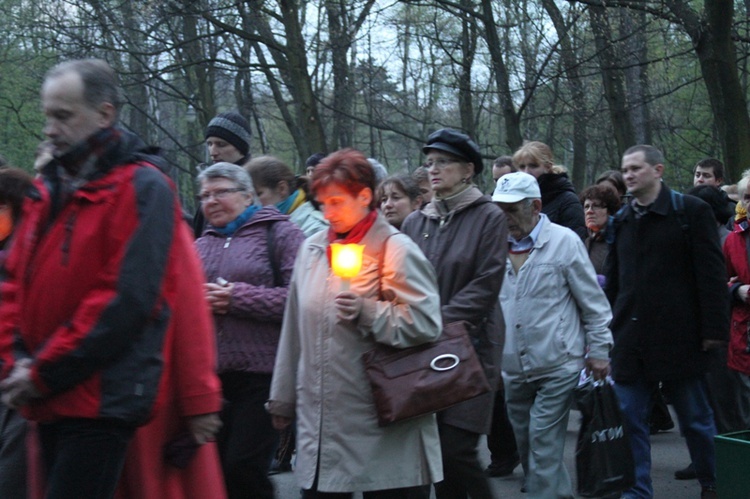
[330, 243, 365, 279]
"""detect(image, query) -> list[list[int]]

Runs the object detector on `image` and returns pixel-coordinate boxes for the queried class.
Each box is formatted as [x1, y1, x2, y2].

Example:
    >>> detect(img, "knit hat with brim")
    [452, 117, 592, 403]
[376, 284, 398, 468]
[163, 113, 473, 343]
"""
[205, 112, 252, 157]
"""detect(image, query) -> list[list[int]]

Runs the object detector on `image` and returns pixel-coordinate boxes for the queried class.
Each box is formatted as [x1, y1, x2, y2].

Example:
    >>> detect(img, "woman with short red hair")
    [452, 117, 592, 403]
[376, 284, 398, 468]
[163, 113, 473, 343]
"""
[268, 149, 444, 498]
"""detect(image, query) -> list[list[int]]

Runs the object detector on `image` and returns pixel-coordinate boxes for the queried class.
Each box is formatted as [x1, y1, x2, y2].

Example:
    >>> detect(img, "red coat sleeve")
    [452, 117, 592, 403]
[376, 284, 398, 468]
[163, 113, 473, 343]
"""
[170, 223, 222, 417]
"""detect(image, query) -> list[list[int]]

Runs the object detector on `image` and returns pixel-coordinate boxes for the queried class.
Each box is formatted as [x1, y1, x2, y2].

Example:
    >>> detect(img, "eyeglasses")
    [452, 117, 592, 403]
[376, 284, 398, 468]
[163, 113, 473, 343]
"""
[425, 158, 461, 170]
[583, 202, 606, 211]
[198, 187, 245, 203]
[517, 163, 539, 170]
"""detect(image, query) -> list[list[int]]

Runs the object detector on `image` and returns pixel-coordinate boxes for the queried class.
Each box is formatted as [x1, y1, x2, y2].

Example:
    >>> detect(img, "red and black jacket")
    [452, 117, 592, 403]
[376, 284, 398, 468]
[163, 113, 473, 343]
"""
[0, 129, 198, 425]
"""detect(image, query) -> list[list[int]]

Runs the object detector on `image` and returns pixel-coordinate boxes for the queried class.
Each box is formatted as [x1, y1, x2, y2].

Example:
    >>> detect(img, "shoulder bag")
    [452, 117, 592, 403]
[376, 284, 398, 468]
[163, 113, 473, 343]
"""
[361, 234, 491, 426]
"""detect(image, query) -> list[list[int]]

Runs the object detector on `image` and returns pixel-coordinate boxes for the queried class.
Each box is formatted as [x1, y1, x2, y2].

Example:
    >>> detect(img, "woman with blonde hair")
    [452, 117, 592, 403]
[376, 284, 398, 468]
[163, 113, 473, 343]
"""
[512, 141, 585, 238]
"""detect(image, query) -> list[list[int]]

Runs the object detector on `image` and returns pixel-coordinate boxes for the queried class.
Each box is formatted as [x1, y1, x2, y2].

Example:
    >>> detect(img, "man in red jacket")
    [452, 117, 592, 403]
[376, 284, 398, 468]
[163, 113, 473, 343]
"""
[0, 59, 221, 499]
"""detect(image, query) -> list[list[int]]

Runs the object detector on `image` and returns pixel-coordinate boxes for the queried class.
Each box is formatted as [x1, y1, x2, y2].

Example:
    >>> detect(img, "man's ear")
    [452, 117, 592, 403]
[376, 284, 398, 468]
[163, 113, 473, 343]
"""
[97, 102, 117, 129]
[654, 163, 665, 179]
[532, 198, 543, 215]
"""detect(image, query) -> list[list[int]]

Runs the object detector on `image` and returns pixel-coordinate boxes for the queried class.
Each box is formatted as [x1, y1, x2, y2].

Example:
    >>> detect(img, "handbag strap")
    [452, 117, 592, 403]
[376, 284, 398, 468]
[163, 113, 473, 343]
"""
[377, 232, 396, 299]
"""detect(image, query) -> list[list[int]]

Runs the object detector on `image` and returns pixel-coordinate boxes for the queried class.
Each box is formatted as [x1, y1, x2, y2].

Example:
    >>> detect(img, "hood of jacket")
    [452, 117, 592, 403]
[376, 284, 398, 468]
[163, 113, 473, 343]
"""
[538, 172, 576, 205]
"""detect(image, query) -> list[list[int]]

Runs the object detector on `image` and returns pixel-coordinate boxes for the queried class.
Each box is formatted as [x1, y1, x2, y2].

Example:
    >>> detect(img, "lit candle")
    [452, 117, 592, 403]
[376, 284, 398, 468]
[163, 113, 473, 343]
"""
[330, 243, 365, 290]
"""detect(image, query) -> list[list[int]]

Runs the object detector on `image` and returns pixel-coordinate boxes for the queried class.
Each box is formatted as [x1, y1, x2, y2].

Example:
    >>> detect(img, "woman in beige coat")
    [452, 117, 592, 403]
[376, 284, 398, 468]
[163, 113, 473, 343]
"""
[267, 149, 443, 498]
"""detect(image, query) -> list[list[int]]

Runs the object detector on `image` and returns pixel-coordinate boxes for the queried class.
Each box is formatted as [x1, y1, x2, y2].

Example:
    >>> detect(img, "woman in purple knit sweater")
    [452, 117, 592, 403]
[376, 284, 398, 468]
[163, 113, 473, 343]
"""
[194, 162, 305, 499]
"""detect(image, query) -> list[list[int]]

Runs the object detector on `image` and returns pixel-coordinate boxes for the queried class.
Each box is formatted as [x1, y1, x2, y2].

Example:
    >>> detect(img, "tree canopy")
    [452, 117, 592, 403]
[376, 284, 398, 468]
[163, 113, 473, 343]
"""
[2, 0, 748, 205]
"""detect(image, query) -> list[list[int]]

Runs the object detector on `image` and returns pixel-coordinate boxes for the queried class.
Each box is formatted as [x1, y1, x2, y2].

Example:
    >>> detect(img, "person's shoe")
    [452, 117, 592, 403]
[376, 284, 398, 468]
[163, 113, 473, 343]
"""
[649, 419, 674, 434]
[674, 462, 697, 480]
[485, 456, 520, 477]
[701, 486, 718, 499]
[268, 458, 292, 475]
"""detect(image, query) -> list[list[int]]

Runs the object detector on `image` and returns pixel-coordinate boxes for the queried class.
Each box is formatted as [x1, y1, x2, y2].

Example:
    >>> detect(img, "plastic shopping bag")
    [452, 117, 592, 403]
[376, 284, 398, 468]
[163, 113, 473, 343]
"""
[574, 376, 635, 497]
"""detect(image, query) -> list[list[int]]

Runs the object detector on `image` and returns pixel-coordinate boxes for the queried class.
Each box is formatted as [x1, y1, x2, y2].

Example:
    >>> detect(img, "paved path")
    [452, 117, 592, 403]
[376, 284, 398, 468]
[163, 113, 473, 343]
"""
[271, 408, 704, 498]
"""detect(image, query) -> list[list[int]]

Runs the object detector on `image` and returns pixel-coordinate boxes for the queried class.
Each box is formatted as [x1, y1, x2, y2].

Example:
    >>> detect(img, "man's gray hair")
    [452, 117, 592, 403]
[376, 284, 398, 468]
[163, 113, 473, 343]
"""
[198, 162, 258, 202]
[46, 59, 124, 116]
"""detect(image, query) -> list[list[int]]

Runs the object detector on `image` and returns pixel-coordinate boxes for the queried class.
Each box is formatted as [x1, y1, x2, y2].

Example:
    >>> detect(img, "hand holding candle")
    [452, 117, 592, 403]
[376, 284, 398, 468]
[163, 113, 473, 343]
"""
[331, 243, 365, 320]
[330, 243, 365, 289]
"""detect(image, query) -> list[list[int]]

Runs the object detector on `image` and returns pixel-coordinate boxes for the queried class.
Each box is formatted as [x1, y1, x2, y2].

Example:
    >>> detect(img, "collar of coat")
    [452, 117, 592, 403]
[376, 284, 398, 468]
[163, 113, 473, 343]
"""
[422, 185, 485, 219]
[529, 214, 553, 250]
[620, 183, 672, 224]
[307, 212, 396, 263]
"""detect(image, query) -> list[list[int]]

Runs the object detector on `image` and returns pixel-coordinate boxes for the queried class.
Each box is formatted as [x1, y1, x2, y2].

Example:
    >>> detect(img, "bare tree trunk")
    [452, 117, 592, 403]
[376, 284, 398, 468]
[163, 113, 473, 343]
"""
[212, 0, 328, 159]
[457, 0, 477, 137]
[236, 12, 268, 156]
[588, 4, 636, 156]
[183, 1, 215, 128]
[541, 0, 587, 190]
[619, 7, 652, 145]
[120, 2, 149, 140]
[666, 0, 750, 183]
[479, 0, 523, 150]
[326, 0, 353, 148]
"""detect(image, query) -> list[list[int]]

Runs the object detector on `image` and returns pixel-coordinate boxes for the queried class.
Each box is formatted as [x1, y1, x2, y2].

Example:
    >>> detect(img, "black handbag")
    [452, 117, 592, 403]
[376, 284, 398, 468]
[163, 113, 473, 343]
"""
[362, 320, 491, 426]
[574, 377, 636, 497]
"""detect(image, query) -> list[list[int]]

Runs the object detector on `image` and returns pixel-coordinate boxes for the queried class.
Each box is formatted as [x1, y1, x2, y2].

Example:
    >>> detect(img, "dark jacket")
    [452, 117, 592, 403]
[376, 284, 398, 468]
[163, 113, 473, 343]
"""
[0, 129, 206, 425]
[605, 184, 729, 383]
[538, 173, 586, 239]
[195, 206, 305, 374]
[584, 231, 609, 276]
[401, 187, 508, 434]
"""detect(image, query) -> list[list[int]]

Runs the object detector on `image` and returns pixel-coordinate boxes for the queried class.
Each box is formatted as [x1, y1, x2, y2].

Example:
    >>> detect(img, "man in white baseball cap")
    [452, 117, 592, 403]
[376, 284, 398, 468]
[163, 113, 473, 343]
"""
[493, 171, 613, 498]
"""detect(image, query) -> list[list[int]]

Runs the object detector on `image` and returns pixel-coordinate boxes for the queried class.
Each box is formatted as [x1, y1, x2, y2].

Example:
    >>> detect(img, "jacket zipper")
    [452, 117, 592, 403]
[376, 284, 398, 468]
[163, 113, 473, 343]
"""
[61, 211, 77, 266]
[217, 236, 232, 336]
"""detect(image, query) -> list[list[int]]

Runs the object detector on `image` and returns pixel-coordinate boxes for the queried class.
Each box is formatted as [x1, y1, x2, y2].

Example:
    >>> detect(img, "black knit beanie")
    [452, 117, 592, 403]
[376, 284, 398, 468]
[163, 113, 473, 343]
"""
[205, 112, 252, 157]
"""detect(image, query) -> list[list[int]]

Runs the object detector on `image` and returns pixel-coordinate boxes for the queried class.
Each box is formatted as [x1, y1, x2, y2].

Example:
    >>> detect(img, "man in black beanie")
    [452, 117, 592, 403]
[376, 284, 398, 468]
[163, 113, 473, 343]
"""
[194, 112, 253, 238]
[205, 112, 252, 165]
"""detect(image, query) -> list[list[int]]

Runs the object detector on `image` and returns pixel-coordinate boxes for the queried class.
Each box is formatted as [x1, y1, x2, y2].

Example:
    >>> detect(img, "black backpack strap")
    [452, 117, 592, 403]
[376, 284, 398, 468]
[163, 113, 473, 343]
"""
[670, 190, 690, 235]
[606, 205, 630, 245]
[608, 191, 690, 247]
[266, 222, 281, 287]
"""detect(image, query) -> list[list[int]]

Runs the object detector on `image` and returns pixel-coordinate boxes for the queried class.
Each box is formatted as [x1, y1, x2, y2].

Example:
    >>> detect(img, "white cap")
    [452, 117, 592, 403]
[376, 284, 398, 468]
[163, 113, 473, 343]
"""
[492, 171, 541, 203]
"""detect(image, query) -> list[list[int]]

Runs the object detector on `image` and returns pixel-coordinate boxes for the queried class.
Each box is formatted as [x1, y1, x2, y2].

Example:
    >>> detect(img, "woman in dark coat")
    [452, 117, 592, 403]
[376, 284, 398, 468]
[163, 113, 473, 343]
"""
[512, 141, 586, 239]
[579, 184, 620, 282]
[401, 129, 507, 499]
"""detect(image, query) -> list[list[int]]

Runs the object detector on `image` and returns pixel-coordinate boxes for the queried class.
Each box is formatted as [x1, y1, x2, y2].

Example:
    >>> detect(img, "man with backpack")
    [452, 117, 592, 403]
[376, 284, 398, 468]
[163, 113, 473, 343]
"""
[605, 144, 729, 499]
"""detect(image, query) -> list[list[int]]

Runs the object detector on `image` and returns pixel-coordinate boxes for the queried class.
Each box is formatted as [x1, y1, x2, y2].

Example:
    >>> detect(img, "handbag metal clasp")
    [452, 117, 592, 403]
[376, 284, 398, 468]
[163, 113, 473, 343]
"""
[430, 354, 460, 371]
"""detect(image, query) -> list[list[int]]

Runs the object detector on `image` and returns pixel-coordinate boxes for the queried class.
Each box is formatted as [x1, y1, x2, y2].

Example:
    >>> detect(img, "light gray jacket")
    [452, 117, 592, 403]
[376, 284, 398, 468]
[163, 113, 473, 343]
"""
[289, 200, 328, 238]
[500, 215, 612, 376]
[267, 214, 443, 492]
